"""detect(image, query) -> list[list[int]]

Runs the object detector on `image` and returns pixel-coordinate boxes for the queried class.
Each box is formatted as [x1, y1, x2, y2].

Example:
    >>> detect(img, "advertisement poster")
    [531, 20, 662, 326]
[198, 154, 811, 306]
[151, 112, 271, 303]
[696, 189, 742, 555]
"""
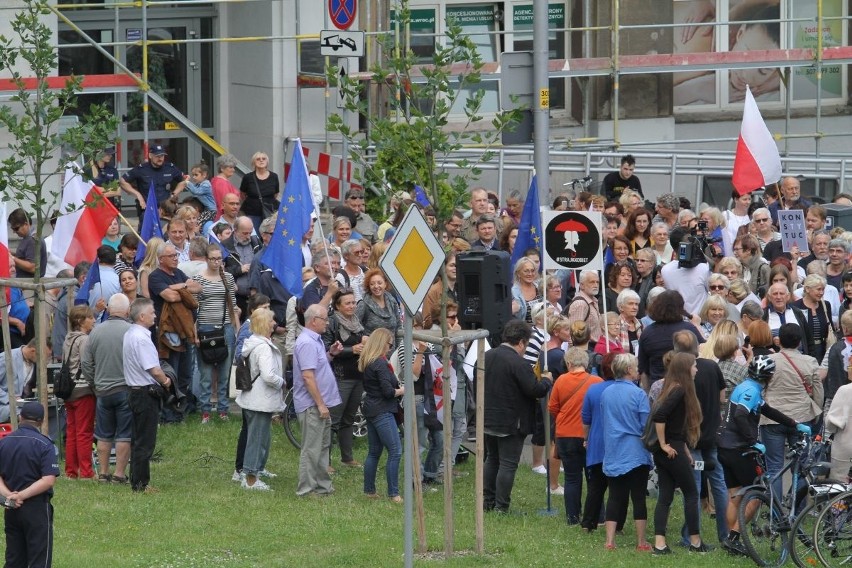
[792, 0, 843, 100]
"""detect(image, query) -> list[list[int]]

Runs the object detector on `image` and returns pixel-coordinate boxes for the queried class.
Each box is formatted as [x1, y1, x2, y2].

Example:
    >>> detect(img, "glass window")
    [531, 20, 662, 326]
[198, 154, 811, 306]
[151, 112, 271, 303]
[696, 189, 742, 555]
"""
[446, 4, 501, 114]
[511, 3, 566, 110]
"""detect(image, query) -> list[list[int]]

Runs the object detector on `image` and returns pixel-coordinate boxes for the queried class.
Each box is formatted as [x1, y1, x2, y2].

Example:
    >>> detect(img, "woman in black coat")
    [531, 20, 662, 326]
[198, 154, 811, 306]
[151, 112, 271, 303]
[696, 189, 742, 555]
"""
[359, 328, 404, 502]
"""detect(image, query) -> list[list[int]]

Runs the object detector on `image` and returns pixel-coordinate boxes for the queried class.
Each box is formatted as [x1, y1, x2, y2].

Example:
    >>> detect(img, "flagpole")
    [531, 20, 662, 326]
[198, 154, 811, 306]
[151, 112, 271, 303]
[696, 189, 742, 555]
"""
[116, 212, 145, 244]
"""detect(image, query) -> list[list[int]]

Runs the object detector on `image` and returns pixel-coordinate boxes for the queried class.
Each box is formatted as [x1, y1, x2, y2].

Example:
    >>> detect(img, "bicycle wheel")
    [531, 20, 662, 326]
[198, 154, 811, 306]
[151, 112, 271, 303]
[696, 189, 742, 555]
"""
[815, 491, 852, 567]
[738, 488, 790, 567]
[282, 390, 302, 450]
[352, 403, 367, 439]
[790, 501, 820, 568]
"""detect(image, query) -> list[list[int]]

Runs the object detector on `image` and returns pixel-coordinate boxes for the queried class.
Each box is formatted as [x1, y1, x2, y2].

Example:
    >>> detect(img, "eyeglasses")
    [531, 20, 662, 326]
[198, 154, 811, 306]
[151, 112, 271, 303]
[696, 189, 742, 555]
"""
[447, 314, 458, 320]
[208, 257, 222, 262]
[754, 218, 770, 223]
[262, 231, 273, 236]
[313, 316, 328, 322]
[733, 247, 743, 252]
[709, 285, 727, 291]
[159, 253, 179, 259]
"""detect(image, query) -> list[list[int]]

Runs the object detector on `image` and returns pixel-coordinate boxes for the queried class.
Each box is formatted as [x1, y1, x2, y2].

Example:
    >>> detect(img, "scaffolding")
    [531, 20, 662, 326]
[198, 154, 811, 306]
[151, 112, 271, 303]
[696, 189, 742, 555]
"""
[2, 0, 846, 197]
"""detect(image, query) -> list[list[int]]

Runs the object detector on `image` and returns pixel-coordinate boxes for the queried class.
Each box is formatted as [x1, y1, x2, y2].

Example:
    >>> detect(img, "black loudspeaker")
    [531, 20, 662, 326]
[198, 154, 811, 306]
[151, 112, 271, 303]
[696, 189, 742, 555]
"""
[456, 250, 512, 344]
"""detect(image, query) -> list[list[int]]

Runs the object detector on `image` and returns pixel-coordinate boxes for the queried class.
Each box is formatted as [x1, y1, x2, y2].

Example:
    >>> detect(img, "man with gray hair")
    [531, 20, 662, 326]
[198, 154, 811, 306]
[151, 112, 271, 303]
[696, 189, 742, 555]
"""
[222, 216, 262, 315]
[82, 293, 133, 483]
[178, 236, 209, 278]
[768, 176, 812, 226]
[566, 270, 602, 344]
[148, 242, 202, 422]
[654, 194, 681, 229]
[292, 304, 343, 496]
[124, 297, 172, 493]
[825, 238, 852, 291]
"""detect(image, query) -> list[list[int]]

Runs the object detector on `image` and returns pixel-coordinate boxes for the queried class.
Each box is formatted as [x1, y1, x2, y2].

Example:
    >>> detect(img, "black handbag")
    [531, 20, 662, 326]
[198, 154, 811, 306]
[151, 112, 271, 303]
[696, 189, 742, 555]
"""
[55, 335, 83, 400]
[197, 276, 230, 365]
[641, 411, 661, 453]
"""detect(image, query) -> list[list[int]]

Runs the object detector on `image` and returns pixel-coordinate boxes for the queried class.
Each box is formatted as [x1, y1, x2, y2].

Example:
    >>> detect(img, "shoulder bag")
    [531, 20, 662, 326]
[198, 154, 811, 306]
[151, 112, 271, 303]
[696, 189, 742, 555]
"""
[56, 335, 83, 400]
[780, 350, 824, 412]
[641, 401, 661, 452]
[197, 275, 230, 365]
[252, 175, 279, 219]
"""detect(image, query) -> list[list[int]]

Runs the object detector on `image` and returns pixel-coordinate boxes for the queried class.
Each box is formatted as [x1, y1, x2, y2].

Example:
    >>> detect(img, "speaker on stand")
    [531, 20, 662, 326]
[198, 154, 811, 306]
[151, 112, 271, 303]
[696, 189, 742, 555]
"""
[456, 249, 513, 345]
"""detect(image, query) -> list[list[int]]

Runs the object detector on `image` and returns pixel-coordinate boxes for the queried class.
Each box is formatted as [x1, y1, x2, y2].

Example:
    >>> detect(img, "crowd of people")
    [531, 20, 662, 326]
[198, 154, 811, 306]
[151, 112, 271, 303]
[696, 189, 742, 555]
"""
[5, 145, 852, 563]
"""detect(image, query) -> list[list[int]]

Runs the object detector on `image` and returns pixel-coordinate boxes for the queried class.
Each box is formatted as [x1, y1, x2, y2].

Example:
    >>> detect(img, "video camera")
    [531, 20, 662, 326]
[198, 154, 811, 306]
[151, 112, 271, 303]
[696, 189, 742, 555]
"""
[677, 219, 718, 269]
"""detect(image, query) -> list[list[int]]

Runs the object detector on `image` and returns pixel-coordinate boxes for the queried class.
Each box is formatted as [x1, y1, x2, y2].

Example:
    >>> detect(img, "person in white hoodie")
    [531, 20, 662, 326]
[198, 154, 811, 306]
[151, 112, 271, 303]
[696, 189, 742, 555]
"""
[236, 307, 286, 491]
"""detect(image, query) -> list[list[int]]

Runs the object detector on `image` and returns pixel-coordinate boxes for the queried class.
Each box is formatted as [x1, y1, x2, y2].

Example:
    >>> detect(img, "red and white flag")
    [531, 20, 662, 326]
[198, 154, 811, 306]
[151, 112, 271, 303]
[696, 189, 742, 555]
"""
[0, 202, 9, 281]
[732, 86, 782, 196]
[52, 164, 119, 267]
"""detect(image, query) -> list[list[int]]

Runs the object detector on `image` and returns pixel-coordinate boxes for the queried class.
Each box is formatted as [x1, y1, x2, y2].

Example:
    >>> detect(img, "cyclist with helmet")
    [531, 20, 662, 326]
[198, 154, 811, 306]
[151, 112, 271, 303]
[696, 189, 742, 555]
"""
[717, 355, 812, 555]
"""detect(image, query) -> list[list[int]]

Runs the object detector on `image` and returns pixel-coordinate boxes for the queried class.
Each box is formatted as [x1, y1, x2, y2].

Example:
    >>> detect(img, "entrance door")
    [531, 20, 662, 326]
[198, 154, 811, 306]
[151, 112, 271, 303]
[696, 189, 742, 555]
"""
[58, 15, 215, 174]
[118, 18, 215, 171]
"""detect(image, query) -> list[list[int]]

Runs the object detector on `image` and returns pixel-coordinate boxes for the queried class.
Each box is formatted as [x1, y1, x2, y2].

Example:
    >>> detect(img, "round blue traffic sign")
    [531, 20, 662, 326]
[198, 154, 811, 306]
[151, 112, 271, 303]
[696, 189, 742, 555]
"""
[329, 0, 357, 30]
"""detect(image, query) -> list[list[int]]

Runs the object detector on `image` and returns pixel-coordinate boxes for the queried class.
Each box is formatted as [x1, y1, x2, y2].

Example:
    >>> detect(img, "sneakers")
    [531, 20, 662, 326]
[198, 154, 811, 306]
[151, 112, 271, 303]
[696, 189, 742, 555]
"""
[722, 537, 748, 556]
[652, 546, 672, 555]
[688, 542, 713, 553]
[218, 412, 229, 421]
[231, 470, 245, 483]
[201, 412, 210, 424]
[549, 485, 564, 496]
[258, 469, 277, 479]
[531, 465, 547, 475]
[242, 478, 272, 491]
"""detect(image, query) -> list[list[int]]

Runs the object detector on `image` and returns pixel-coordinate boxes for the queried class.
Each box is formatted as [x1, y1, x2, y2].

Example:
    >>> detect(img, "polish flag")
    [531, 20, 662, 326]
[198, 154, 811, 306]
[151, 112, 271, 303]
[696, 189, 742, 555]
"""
[732, 86, 782, 196]
[52, 164, 119, 267]
[0, 202, 10, 301]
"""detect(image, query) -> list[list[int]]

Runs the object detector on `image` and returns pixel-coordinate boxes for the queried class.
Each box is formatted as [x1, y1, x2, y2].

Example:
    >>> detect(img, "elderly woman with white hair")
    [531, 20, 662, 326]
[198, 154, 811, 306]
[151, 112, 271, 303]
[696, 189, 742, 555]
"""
[751, 207, 780, 251]
[511, 257, 541, 323]
[795, 260, 841, 327]
[650, 222, 674, 265]
[792, 273, 835, 364]
[340, 239, 366, 301]
[698, 294, 728, 338]
[715, 257, 743, 283]
[707, 273, 741, 322]
[615, 289, 643, 355]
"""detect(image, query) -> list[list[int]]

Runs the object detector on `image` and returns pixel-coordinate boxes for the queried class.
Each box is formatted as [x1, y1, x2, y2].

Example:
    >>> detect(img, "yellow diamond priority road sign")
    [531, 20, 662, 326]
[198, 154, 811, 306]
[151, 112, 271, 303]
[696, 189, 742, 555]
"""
[379, 205, 445, 315]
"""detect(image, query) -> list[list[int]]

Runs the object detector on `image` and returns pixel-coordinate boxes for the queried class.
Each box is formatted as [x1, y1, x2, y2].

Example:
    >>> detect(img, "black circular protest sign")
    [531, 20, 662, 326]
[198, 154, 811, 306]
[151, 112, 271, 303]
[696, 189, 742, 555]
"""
[543, 212, 602, 270]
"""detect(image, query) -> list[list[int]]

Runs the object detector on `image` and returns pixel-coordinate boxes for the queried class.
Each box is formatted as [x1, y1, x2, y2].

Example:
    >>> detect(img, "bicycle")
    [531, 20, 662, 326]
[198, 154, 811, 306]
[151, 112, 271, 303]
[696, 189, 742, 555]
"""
[737, 433, 814, 567]
[812, 464, 852, 567]
[282, 389, 368, 450]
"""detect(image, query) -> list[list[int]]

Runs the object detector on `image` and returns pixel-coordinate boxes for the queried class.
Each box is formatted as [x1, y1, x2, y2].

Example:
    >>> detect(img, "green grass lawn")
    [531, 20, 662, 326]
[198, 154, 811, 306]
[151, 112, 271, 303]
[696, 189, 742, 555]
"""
[35, 418, 757, 567]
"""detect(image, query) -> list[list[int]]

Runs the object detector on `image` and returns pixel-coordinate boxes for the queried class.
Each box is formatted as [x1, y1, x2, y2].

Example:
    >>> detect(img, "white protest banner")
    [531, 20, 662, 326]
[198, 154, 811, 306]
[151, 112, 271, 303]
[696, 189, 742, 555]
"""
[778, 209, 808, 253]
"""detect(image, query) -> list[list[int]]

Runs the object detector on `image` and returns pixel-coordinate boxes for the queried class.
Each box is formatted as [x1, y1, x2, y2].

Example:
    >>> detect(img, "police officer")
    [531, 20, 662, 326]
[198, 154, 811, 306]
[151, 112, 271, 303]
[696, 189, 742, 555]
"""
[0, 401, 59, 567]
[119, 144, 186, 222]
[91, 146, 121, 209]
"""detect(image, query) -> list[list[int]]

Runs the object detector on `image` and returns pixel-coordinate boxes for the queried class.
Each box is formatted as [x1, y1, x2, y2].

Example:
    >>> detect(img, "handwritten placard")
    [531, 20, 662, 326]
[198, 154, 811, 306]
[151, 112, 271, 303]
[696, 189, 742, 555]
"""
[779, 209, 808, 253]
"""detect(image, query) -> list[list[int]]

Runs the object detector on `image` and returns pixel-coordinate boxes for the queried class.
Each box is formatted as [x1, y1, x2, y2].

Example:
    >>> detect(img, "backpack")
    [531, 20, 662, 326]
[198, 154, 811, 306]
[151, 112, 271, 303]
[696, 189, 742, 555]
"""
[234, 353, 259, 391]
[55, 335, 83, 400]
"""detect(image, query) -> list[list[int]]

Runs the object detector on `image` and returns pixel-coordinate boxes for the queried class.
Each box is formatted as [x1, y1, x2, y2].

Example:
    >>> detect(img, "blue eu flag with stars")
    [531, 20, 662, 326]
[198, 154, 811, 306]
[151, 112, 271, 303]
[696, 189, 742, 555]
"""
[261, 139, 315, 297]
[510, 175, 542, 270]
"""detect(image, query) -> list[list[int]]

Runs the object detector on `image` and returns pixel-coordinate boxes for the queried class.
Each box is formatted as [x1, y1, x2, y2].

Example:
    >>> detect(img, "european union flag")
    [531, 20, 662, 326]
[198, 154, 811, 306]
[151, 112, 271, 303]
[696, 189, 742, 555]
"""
[208, 231, 230, 259]
[261, 139, 315, 297]
[134, 180, 163, 266]
[74, 256, 100, 306]
[510, 175, 542, 270]
[413, 185, 431, 207]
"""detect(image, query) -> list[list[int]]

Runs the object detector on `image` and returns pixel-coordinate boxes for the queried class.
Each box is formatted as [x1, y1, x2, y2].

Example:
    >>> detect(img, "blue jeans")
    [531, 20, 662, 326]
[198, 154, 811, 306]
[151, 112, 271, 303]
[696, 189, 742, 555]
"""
[680, 447, 729, 544]
[197, 324, 235, 414]
[243, 409, 272, 476]
[761, 423, 807, 502]
[364, 412, 402, 497]
[415, 395, 443, 480]
[556, 437, 588, 524]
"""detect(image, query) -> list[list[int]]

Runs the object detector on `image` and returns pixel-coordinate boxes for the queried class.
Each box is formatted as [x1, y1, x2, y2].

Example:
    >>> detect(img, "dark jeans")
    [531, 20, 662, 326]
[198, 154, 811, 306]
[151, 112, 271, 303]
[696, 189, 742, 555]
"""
[234, 409, 248, 472]
[605, 465, 649, 524]
[654, 442, 699, 537]
[556, 437, 588, 524]
[329, 378, 364, 464]
[484, 432, 526, 512]
[162, 347, 195, 423]
[129, 388, 160, 491]
[4, 496, 52, 568]
[364, 412, 402, 498]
